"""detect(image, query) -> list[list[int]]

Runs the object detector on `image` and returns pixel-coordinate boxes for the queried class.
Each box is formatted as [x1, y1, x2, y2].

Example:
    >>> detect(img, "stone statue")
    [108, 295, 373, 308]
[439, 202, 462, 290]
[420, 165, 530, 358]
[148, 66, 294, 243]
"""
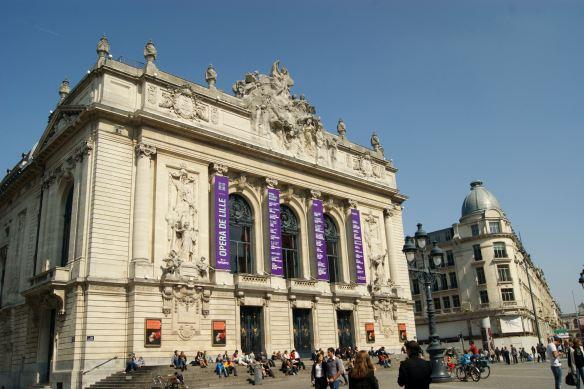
[196, 256, 209, 279]
[371, 132, 383, 154]
[59, 79, 70, 102]
[144, 40, 157, 62]
[205, 64, 217, 88]
[168, 167, 198, 262]
[96, 35, 110, 55]
[162, 250, 182, 278]
[371, 250, 388, 286]
[337, 119, 346, 140]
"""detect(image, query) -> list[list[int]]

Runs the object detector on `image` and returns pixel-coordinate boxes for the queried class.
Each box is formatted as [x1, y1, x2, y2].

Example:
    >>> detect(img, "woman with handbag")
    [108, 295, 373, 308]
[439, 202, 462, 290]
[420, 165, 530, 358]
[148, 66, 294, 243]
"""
[568, 339, 584, 388]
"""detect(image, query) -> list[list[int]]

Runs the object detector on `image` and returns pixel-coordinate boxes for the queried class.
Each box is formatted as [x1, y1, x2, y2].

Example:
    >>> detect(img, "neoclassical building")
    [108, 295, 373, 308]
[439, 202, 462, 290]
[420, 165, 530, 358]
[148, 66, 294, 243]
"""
[411, 181, 561, 349]
[0, 37, 414, 388]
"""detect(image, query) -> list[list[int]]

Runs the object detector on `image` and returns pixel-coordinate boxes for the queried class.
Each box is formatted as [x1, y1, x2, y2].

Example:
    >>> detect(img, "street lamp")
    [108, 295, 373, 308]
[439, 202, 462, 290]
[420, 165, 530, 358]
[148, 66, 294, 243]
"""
[579, 268, 584, 289]
[403, 223, 451, 383]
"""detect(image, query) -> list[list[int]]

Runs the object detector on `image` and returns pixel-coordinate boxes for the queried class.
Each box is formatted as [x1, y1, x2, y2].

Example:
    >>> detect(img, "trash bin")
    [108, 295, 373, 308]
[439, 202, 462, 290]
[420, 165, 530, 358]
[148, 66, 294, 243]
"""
[253, 364, 263, 385]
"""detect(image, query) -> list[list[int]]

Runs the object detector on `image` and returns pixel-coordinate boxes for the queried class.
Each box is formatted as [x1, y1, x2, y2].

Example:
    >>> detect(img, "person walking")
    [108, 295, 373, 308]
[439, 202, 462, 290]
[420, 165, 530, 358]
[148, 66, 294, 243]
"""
[326, 347, 344, 389]
[568, 338, 584, 389]
[511, 345, 518, 364]
[532, 346, 537, 362]
[312, 353, 330, 389]
[547, 336, 563, 389]
[398, 341, 432, 389]
[348, 351, 379, 389]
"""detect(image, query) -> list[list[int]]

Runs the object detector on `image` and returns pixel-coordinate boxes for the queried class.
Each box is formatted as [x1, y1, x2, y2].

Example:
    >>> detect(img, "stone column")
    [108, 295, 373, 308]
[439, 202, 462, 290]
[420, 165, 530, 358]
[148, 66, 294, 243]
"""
[383, 206, 398, 287]
[131, 142, 156, 277]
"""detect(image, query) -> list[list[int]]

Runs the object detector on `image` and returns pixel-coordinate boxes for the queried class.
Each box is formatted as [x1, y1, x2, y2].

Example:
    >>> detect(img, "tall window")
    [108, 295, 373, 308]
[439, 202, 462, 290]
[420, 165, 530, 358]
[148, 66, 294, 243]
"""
[497, 264, 512, 282]
[229, 194, 254, 274]
[471, 224, 480, 237]
[479, 290, 489, 304]
[449, 272, 458, 288]
[442, 296, 451, 310]
[493, 242, 508, 258]
[433, 298, 441, 311]
[60, 185, 74, 267]
[280, 205, 300, 279]
[446, 250, 455, 266]
[414, 300, 422, 313]
[501, 288, 515, 302]
[324, 214, 341, 283]
[489, 221, 501, 234]
[473, 244, 483, 261]
[476, 267, 486, 285]
[452, 295, 461, 308]
[411, 280, 420, 295]
[440, 273, 448, 291]
[0, 246, 7, 307]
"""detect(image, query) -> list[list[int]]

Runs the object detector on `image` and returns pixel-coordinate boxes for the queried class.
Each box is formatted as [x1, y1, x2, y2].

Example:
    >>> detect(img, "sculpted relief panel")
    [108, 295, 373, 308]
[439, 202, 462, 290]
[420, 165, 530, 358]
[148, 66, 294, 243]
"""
[364, 212, 390, 290]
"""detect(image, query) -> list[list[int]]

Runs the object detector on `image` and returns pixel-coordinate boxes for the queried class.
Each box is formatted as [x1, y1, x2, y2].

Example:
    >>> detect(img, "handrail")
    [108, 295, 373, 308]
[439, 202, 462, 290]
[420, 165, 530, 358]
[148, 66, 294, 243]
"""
[82, 356, 118, 375]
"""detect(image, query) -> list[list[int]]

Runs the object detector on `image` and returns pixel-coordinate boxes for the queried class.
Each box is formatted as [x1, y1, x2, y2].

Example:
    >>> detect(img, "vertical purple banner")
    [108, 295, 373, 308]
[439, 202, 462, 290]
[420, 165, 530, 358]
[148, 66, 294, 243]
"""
[312, 199, 329, 280]
[267, 188, 283, 276]
[214, 175, 230, 271]
[351, 209, 367, 284]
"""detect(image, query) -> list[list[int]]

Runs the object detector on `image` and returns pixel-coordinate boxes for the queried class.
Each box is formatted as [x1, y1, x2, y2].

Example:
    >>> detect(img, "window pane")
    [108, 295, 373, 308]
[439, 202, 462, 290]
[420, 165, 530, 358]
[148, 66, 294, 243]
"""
[473, 244, 483, 261]
[489, 221, 501, 234]
[449, 272, 458, 288]
[442, 296, 451, 309]
[415, 300, 422, 312]
[433, 298, 441, 310]
[476, 267, 486, 285]
[452, 295, 460, 308]
[498, 265, 512, 282]
[229, 195, 254, 274]
[446, 251, 455, 266]
[480, 290, 489, 304]
[494, 242, 508, 258]
[324, 214, 340, 283]
[280, 205, 299, 279]
[471, 224, 480, 237]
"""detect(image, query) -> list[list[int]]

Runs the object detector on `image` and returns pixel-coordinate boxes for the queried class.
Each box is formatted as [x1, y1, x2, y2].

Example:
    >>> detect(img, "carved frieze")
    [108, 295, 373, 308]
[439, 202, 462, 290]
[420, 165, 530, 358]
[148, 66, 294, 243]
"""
[159, 84, 209, 122]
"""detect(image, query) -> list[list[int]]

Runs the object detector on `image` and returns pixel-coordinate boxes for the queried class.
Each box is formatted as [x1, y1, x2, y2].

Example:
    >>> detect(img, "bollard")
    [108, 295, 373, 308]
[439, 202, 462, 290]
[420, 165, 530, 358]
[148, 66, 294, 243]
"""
[253, 364, 263, 385]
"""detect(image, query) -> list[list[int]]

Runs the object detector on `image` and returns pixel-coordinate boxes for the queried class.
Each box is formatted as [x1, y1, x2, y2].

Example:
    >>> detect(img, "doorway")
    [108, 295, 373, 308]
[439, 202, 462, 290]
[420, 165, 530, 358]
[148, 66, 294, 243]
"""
[292, 309, 313, 355]
[240, 306, 263, 354]
[336, 310, 354, 348]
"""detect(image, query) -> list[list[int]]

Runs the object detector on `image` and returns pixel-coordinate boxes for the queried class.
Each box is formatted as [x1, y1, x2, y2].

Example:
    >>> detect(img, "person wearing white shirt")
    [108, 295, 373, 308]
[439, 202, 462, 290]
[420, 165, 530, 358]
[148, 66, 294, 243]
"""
[547, 336, 563, 389]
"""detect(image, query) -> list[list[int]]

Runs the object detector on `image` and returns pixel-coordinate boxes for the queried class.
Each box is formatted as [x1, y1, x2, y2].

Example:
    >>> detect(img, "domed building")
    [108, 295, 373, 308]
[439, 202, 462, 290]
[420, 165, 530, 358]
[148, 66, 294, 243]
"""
[410, 181, 561, 350]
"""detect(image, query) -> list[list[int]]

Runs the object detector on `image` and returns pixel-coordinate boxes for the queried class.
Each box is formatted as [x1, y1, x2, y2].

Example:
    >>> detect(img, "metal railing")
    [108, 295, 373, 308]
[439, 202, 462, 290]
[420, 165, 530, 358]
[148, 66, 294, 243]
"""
[82, 356, 118, 375]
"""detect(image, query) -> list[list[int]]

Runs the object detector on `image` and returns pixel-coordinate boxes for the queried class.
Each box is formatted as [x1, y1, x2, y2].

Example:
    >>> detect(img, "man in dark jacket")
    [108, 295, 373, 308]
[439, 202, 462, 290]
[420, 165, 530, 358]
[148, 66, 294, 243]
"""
[398, 341, 432, 389]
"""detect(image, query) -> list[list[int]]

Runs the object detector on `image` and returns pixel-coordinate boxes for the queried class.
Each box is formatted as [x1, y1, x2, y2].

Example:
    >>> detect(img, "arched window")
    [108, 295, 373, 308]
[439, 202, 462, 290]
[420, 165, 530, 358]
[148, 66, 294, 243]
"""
[280, 205, 300, 279]
[324, 214, 341, 283]
[60, 185, 74, 267]
[229, 194, 254, 274]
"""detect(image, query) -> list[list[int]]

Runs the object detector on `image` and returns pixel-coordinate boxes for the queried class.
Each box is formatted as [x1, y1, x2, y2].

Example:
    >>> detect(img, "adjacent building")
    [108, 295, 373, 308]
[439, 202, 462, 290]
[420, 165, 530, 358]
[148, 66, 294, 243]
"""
[411, 181, 561, 350]
[0, 37, 415, 388]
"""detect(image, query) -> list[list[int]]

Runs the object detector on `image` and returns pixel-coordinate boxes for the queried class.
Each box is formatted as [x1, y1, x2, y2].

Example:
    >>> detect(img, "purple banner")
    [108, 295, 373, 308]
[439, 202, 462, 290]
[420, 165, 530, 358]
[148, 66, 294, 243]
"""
[351, 209, 367, 284]
[267, 188, 283, 276]
[214, 175, 230, 271]
[312, 199, 329, 280]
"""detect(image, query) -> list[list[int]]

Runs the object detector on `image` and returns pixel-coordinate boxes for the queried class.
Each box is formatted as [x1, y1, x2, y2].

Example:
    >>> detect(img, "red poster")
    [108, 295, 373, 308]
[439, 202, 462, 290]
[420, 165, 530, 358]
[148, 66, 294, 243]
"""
[145, 318, 162, 347]
[365, 323, 375, 343]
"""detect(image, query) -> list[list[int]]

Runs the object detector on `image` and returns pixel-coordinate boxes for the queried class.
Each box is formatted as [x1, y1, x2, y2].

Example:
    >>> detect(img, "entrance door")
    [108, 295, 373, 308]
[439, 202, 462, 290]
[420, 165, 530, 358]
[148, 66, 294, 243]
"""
[240, 306, 263, 354]
[293, 309, 313, 355]
[337, 310, 354, 348]
[45, 309, 56, 383]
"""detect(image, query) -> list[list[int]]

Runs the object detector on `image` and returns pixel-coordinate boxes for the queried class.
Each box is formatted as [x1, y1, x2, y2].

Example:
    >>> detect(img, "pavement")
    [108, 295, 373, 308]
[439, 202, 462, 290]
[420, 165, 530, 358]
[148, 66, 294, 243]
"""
[210, 361, 568, 389]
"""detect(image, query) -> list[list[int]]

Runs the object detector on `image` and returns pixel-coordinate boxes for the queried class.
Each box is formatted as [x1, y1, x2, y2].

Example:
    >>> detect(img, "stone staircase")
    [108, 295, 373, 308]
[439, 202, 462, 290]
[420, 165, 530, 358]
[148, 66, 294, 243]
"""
[87, 363, 300, 388]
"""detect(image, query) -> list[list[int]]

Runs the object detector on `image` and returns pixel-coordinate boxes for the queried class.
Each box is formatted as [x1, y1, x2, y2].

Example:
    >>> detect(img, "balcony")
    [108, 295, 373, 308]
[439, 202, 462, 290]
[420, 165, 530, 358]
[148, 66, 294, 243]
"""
[234, 273, 272, 291]
[330, 282, 362, 298]
[23, 266, 71, 315]
[287, 279, 323, 296]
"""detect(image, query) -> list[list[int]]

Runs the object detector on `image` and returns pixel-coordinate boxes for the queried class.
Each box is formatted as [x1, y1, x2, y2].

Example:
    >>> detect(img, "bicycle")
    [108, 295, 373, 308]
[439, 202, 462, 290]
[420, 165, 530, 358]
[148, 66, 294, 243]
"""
[474, 357, 491, 379]
[153, 375, 189, 389]
[455, 363, 481, 382]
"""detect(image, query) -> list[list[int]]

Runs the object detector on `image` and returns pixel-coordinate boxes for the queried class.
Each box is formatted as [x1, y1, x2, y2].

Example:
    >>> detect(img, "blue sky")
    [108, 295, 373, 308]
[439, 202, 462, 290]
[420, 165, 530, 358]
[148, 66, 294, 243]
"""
[1, 1, 582, 313]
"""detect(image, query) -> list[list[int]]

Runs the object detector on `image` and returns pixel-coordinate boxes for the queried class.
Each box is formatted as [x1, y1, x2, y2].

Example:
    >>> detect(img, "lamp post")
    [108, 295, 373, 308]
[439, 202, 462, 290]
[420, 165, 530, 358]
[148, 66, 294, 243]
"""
[579, 268, 584, 289]
[403, 223, 451, 383]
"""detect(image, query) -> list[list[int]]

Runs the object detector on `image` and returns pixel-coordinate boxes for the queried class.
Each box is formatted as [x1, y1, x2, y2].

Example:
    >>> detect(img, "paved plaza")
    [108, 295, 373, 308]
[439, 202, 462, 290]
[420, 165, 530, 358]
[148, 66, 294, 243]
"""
[212, 362, 564, 389]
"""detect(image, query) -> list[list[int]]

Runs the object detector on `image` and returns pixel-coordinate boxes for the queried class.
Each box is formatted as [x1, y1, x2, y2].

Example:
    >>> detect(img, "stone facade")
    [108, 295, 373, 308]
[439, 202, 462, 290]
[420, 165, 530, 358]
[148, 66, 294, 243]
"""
[0, 37, 414, 389]
[411, 181, 561, 350]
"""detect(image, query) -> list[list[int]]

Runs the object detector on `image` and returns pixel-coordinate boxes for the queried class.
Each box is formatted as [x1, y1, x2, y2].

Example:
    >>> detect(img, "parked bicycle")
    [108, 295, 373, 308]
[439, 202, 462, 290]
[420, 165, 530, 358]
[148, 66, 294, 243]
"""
[473, 356, 491, 379]
[153, 375, 188, 389]
[455, 363, 481, 382]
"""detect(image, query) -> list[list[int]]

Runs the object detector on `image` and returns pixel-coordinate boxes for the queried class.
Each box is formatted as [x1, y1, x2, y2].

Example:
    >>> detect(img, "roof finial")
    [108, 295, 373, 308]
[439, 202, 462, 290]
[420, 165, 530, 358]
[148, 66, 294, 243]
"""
[337, 118, 346, 140]
[205, 64, 217, 89]
[143, 40, 158, 74]
[371, 131, 384, 156]
[96, 35, 110, 67]
[470, 180, 483, 188]
[59, 79, 70, 102]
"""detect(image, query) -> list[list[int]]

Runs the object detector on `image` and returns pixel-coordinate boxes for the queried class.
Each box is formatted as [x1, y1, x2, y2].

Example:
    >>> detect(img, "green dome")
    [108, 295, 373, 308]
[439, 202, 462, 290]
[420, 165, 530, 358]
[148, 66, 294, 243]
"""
[461, 180, 502, 218]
